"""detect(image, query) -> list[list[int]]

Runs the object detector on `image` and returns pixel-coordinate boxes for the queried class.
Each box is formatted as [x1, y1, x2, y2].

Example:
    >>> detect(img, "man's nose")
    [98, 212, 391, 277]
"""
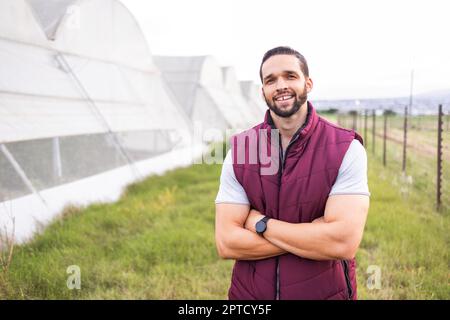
[275, 78, 288, 91]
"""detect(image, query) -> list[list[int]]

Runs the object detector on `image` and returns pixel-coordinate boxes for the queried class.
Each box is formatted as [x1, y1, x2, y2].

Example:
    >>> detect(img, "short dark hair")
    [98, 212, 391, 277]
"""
[259, 46, 309, 83]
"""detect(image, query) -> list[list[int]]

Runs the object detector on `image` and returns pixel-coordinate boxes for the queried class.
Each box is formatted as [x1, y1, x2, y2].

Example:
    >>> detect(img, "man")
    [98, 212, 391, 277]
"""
[215, 46, 370, 300]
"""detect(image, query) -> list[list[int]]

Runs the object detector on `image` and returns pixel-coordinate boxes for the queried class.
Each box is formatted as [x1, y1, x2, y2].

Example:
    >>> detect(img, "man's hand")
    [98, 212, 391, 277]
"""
[243, 209, 265, 233]
[312, 216, 325, 224]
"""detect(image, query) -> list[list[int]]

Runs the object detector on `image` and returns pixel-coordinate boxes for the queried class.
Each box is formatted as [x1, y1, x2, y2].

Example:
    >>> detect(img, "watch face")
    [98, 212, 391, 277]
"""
[255, 220, 266, 233]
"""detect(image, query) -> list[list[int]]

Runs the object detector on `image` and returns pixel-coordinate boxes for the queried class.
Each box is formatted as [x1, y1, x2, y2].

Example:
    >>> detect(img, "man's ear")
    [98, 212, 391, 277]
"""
[306, 77, 313, 93]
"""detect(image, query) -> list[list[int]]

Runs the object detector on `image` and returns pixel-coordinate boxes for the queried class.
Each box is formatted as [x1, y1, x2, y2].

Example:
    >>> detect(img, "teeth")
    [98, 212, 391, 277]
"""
[275, 95, 293, 101]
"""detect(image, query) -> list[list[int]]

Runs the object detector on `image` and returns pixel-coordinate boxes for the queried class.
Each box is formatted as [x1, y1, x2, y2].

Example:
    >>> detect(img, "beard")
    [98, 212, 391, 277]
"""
[264, 84, 308, 118]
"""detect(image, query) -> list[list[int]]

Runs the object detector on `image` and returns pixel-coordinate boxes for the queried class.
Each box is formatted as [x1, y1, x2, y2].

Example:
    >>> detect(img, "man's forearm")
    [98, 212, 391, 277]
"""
[263, 218, 350, 261]
[218, 227, 286, 260]
[240, 198, 368, 261]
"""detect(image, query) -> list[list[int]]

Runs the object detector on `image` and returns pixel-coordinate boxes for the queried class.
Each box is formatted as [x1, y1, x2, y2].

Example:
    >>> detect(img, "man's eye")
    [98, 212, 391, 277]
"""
[288, 75, 296, 79]
[265, 79, 274, 84]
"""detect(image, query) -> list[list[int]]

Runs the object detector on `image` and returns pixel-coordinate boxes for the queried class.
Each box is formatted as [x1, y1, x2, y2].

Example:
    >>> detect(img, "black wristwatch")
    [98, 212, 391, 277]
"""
[255, 216, 270, 236]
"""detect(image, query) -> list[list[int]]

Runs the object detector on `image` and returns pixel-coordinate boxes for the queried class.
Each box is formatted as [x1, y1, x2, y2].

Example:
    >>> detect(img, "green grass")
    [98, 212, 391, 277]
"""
[0, 134, 449, 299]
[0, 163, 233, 299]
[358, 159, 449, 299]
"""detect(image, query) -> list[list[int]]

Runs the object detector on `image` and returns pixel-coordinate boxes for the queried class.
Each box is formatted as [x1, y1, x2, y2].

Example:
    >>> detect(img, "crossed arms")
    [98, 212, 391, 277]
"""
[215, 195, 369, 261]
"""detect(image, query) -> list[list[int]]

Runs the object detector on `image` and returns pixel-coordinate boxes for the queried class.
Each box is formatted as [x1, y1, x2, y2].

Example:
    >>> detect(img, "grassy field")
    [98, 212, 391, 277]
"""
[0, 120, 449, 299]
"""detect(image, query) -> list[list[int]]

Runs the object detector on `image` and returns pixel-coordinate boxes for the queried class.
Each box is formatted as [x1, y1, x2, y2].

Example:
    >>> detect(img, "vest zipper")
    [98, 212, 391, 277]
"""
[276, 150, 281, 300]
[341, 260, 353, 299]
[275, 134, 299, 300]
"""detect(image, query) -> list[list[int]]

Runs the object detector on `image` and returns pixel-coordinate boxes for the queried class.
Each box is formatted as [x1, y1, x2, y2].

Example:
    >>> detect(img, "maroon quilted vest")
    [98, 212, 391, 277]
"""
[229, 102, 362, 300]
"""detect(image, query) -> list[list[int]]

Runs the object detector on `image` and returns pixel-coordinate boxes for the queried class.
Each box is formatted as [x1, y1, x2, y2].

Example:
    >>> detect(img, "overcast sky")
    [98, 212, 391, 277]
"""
[121, 0, 450, 100]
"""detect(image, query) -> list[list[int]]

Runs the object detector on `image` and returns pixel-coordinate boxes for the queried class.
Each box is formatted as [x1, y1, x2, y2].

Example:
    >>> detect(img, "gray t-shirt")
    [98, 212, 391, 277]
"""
[215, 139, 370, 205]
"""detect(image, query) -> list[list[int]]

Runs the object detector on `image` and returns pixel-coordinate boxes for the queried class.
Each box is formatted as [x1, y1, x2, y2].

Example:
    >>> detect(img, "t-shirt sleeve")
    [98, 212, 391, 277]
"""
[215, 150, 250, 205]
[329, 139, 371, 197]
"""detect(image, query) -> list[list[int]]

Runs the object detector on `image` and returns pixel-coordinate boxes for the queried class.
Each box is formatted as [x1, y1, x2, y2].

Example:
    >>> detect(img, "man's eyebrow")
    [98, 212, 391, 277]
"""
[284, 70, 299, 76]
[263, 70, 299, 82]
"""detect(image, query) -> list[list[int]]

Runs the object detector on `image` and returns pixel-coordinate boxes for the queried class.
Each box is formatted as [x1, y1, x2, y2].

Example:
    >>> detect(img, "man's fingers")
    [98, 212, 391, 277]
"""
[312, 216, 325, 224]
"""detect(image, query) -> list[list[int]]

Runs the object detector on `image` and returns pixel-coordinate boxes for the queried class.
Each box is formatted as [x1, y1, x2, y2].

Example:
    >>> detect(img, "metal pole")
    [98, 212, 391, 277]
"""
[0, 144, 47, 206]
[409, 68, 414, 128]
[383, 111, 387, 167]
[361, 110, 364, 132]
[372, 110, 376, 155]
[52, 137, 62, 182]
[364, 109, 368, 146]
[437, 104, 443, 211]
[402, 105, 408, 173]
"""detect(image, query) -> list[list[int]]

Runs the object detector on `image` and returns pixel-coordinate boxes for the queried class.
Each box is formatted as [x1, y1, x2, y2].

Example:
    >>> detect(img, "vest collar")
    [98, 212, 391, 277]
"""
[263, 101, 319, 144]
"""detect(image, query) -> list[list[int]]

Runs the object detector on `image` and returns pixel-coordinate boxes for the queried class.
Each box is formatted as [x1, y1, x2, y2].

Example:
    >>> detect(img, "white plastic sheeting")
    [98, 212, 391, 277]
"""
[154, 55, 255, 131]
[0, 0, 48, 46]
[30, 0, 155, 70]
[26, 0, 77, 40]
[0, 0, 200, 243]
[240, 80, 267, 118]
[222, 66, 263, 126]
[0, 0, 192, 143]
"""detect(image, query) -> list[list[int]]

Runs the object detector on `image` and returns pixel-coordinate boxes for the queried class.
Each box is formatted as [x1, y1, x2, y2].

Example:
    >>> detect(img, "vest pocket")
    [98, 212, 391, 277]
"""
[341, 260, 353, 300]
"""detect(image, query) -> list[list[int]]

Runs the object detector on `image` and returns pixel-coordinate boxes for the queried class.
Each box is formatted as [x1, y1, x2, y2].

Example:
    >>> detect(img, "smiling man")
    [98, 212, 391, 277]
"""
[215, 46, 370, 300]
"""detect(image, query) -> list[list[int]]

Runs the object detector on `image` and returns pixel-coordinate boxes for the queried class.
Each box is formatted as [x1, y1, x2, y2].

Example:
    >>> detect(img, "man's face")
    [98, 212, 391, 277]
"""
[261, 54, 312, 118]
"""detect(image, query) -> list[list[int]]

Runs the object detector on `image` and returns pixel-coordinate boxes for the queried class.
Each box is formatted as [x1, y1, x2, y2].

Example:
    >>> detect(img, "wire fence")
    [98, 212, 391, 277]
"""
[334, 106, 449, 213]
